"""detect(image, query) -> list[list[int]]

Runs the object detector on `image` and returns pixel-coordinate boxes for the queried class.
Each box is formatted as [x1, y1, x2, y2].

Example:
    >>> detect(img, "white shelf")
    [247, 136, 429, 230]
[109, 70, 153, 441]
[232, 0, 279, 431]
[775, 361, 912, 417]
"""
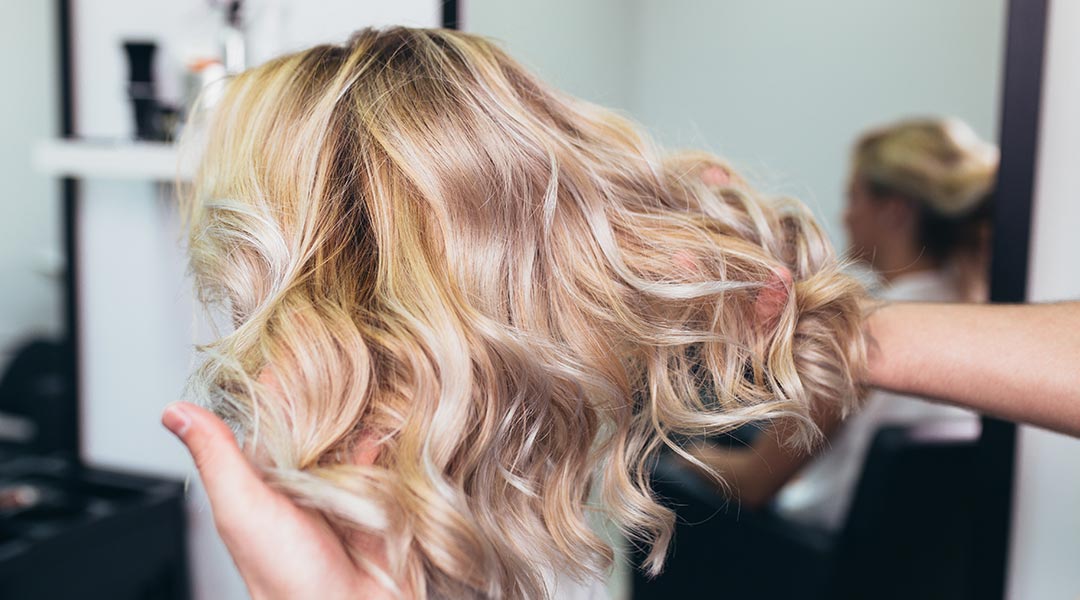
[34, 139, 191, 181]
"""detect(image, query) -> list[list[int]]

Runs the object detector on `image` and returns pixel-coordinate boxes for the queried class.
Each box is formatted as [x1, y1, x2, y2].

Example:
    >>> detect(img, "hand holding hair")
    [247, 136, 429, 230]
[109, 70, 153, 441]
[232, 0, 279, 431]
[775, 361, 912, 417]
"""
[162, 402, 396, 600]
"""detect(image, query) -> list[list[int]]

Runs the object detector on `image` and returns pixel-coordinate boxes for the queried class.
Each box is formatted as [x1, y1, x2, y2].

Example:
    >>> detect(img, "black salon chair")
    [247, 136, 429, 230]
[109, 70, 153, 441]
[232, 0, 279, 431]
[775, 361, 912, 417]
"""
[632, 420, 980, 600]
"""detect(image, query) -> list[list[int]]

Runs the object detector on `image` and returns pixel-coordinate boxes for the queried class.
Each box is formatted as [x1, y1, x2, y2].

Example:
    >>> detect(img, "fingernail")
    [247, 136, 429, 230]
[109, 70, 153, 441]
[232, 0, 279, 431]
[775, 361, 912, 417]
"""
[162, 403, 192, 438]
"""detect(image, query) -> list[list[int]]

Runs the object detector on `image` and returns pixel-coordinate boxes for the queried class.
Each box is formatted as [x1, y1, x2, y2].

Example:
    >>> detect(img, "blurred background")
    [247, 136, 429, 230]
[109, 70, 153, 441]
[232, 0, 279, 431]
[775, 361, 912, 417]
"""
[1, 0, 1077, 598]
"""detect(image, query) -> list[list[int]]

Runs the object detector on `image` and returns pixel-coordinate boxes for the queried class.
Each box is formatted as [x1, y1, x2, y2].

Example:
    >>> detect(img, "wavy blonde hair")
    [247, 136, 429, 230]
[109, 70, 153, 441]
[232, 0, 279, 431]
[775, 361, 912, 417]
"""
[184, 26, 867, 599]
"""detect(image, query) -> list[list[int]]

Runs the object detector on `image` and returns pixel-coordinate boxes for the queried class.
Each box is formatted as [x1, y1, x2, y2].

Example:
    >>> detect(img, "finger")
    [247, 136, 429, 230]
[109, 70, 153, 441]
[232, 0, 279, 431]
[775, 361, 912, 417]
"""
[702, 165, 731, 186]
[755, 266, 793, 325]
[162, 402, 272, 525]
[351, 433, 382, 466]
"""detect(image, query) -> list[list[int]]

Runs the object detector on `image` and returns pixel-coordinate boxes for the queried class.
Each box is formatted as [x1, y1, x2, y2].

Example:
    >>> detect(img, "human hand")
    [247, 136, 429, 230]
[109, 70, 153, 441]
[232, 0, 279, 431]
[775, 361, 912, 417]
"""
[162, 402, 398, 600]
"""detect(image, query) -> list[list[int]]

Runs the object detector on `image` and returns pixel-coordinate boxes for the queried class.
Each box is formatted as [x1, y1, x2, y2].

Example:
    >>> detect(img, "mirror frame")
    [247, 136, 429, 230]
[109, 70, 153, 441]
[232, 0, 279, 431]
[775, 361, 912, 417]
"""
[977, 0, 1049, 596]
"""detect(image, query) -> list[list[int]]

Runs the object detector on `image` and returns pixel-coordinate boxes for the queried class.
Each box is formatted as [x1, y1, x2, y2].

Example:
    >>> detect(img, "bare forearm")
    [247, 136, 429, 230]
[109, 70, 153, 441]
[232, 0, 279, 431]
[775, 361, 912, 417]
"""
[865, 302, 1080, 436]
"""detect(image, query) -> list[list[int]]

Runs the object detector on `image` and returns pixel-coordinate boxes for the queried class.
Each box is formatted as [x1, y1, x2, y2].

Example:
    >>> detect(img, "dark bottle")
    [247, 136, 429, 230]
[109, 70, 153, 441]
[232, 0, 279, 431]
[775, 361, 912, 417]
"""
[123, 41, 162, 140]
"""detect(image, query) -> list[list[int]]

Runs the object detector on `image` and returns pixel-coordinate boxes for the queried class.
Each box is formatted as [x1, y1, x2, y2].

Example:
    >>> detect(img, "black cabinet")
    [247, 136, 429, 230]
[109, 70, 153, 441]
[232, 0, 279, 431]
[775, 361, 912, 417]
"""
[0, 454, 188, 600]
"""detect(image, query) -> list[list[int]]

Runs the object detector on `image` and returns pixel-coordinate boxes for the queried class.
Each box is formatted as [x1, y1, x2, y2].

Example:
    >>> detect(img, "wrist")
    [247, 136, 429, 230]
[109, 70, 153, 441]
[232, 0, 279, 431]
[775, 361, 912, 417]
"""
[862, 300, 900, 392]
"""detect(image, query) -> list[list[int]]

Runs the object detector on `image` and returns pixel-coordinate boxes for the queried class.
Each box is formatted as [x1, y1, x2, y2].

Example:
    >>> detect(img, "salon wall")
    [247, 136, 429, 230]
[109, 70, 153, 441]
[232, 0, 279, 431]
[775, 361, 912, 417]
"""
[1006, 0, 1080, 596]
[463, 0, 633, 109]
[68, 2, 439, 598]
[629, 0, 1007, 243]
[0, 1, 61, 363]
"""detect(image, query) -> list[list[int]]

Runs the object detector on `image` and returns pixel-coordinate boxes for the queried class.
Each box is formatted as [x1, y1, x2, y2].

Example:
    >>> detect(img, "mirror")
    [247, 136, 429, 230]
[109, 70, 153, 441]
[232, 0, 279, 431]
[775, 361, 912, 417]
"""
[470, 2, 1007, 597]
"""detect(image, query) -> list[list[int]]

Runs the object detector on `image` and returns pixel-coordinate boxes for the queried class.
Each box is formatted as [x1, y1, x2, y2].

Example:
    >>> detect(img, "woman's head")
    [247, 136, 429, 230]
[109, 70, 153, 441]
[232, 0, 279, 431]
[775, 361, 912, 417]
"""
[844, 118, 997, 286]
[185, 27, 867, 598]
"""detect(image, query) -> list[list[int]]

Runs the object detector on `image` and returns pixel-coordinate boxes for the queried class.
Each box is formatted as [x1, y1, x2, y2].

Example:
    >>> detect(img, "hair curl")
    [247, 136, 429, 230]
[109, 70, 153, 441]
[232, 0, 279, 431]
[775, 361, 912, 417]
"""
[183, 26, 868, 599]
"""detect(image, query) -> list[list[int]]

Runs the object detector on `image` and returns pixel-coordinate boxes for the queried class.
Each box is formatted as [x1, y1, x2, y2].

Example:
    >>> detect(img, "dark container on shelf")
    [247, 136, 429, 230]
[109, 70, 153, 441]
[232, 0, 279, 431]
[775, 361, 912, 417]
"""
[123, 41, 164, 141]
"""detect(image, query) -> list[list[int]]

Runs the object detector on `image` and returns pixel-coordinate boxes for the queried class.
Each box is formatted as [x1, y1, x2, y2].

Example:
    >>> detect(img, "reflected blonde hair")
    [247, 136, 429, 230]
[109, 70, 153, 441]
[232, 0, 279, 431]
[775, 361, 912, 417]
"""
[184, 27, 867, 599]
[854, 117, 998, 217]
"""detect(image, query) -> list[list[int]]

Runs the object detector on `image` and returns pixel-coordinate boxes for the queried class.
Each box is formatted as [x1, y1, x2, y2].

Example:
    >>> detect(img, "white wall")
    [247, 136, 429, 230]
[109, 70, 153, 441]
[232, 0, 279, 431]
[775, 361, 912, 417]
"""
[1006, 0, 1080, 597]
[69, 3, 439, 598]
[464, 0, 633, 110]
[0, 1, 61, 363]
[629, 0, 1007, 243]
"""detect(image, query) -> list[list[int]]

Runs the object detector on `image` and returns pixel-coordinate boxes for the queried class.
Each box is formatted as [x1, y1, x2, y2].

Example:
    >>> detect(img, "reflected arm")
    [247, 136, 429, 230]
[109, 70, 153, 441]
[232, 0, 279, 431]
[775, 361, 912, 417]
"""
[686, 410, 843, 510]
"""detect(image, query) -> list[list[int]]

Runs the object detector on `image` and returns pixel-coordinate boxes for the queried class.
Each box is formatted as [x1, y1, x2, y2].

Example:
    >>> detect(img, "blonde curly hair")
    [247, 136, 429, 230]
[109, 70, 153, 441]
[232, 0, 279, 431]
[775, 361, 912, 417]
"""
[183, 26, 867, 599]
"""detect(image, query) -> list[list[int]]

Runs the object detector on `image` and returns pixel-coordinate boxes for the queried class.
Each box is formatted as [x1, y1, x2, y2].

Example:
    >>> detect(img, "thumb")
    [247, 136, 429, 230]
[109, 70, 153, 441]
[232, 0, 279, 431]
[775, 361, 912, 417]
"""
[162, 402, 271, 527]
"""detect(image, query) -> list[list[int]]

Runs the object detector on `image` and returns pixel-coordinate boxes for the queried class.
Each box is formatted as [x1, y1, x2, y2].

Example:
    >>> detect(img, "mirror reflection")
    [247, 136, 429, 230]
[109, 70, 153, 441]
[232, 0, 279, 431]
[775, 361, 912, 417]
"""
[474, 2, 1005, 597]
